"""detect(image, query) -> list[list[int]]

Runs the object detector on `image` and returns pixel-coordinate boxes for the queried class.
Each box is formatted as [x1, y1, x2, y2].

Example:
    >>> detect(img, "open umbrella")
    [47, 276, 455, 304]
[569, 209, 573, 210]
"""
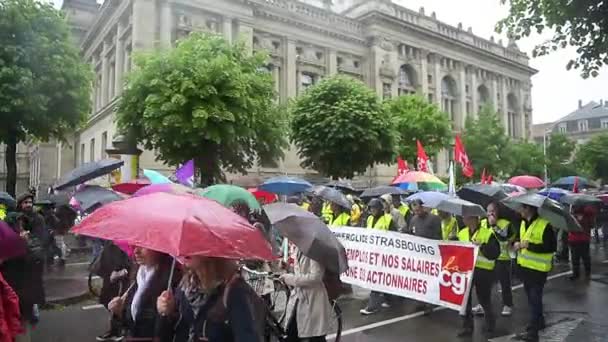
[54, 158, 124, 191]
[72, 192, 274, 260]
[73, 185, 124, 214]
[437, 198, 486, 217]
[133, 183, 194, 197]
[259, 176, 312, 195]
[502, 193, 581, 232]
[196, 184, 261, 211]
[263, 202, 348, 273]
[0, 221, 26, 260]
[392, 171, 447, 191]
[538, 187, 571, 201]
[326, 180, 356, 193]
[500, 183, 527, 195]
[406, 191, 450, 208]
[143, 169, 173, 185]
[458, 184, 507, 207]
[311, 186, 351, 209]
[248, 188, 277, 204]
[560, 193, 602, 207]
[507, 175, 544, 189]
[112, 179, 151, 195]
[552, 176, 598, 190]
[360, 186, 407, 199]
[0, 192, 16, 209]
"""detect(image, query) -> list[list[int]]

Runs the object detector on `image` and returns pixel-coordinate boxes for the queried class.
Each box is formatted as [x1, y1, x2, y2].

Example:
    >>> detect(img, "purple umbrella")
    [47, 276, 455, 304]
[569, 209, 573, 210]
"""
[0, 221, 26, 260]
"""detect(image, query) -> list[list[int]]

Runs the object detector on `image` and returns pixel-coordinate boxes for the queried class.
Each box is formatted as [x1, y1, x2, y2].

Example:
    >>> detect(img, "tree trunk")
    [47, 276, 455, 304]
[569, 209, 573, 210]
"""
[196, 145, 222, 187]
[5, 134, 17, 197]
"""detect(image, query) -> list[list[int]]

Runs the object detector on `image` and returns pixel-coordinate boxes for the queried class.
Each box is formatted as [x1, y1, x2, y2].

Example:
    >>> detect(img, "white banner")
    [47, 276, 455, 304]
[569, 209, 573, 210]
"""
[332, 227, 478, 311]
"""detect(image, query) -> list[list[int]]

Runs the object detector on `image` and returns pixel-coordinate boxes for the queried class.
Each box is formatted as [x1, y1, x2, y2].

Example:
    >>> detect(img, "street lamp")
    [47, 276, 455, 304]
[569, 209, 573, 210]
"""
[542, 125, 555, 186]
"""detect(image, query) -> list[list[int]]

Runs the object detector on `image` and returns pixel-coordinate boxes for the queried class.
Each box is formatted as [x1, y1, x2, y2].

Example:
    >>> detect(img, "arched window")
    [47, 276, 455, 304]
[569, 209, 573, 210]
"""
[507, 93, 519, 137]
[441, 76, 459, 128]
[477, 85, 490, 112]
[398, 65, 417, 95]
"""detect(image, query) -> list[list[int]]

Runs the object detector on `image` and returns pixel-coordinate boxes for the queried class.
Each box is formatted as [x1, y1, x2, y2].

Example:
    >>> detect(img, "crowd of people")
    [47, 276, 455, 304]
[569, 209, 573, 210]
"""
[0, 185, 602, 342]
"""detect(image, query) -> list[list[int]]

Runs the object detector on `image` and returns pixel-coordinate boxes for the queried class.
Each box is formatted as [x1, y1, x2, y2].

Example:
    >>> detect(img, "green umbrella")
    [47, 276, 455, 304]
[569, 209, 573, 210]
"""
[196, 184, 261, 211]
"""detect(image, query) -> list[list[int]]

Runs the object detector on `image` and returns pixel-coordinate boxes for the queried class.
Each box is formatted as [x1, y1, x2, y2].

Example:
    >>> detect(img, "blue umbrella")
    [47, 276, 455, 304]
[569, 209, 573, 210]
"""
[143, 169, 173, 184]
[552, 176, 598, 190]
[259, 176, 312, 195]
[538, 187, 571, 201]
[406, 191, 450, 208]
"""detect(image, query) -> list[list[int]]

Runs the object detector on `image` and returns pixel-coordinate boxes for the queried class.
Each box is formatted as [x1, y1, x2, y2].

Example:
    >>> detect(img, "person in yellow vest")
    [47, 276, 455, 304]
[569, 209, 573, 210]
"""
[513, 204, 556, 342]
[437, 210, 459, 241]
[380, 194, 406, 231]
[0, 204, 7, 221]
[321, 201, 333, 224]
[473, 202, 515, 318]
[346, 195, 361, 226]
[329, 202, 351, 227]
[457, 214, 500, 338]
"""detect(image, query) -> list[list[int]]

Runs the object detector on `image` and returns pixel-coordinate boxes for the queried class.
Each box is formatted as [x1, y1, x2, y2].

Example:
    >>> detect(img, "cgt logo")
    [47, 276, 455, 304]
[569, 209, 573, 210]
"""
[438, 245, 475, 306]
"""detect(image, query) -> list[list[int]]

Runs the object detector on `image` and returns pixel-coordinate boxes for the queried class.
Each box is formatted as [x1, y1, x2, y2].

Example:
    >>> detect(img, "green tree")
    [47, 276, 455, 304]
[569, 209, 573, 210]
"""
[384, 95, 451, 165]
[504, 141, 545, 177]
[576, 133, 608, 182]
[461, 105, 511, 179]
[290, 75, 396, 179]
[496, 0, 607, 78]
[0, 0, 92, 196]
[546, 133, 577, 180]
[117, 33, 287, 185]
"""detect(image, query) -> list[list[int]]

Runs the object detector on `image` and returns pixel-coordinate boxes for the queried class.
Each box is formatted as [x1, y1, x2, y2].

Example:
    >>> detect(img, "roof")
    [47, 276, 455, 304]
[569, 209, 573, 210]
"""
[557, 101, 608, 122]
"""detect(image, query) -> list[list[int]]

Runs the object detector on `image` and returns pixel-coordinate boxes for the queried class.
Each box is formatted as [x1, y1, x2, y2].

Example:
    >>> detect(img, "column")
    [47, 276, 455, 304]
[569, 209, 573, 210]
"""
[114, 22, 125, 96]
[501, 78, 509, 134]
[272, 66, 280, 95]
[100, 41, 110, 106]
[420, 50, 429, 96]
[518, 86, 526, 139]
[470, 68, 478, 118]
[328, 49, 337, 75]
[237, 20, 254, 53]
[434, 56, 442, 106]
[296, 70, 303, 95]
[286, 39, 298, 98]
[159, 2, 173, 48]
[132, 0, 157, 51]
[458, 64, 466, 129]
[223, 17, 233, 44]
[491, 76, 499, 111]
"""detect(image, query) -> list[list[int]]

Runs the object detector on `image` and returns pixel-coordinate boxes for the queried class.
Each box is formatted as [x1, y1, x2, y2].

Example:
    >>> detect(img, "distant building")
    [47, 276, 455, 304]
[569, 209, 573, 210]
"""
[532, 100, 608, 145]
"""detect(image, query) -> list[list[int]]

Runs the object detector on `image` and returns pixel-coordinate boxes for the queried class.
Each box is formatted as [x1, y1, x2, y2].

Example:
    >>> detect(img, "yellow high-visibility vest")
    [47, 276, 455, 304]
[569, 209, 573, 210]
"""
[300, 202, 310, 211]
[331, 212, 351, 227]
[441, 216, 458, 240]
[458, 225, 496, 271]
[482, 218, 513, 261]
[321, 202, 333, 224]
[350, 203, 361, 225]
[398, 204, 410, 217]
[0, 204, 6, 220]
[366, 214, 392, 230]
[518, 218, 553, 273]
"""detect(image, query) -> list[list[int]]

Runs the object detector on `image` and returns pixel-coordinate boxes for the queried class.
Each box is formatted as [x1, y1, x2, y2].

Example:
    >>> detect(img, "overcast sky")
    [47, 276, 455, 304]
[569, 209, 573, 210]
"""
[48, 0, 607, 124]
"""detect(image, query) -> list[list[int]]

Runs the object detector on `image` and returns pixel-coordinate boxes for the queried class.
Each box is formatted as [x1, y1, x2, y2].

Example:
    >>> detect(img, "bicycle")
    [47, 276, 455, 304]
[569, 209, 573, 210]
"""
[241, 266, 343, 342]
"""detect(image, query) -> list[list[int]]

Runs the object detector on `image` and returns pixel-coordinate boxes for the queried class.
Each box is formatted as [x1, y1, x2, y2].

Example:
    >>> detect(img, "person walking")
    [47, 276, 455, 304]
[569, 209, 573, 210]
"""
[513, 204, 557, 342]
[568, 206, 592, 280]
[437, 210, 459, 241]
[329, 202, 351, 227]
[457, 214, 500, 337]
[405, 200, 442, 240]
[381, 194, 406, 231]
[473, 202, 514, 317]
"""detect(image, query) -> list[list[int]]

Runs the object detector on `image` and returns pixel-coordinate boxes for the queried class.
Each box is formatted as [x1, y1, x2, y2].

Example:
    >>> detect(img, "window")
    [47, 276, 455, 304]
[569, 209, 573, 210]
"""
[300, 73, 315, 91]
[382, 83, 392, 99]
[101, 132, 108, 158]
[80, 143, 85, 165]
[398, 65, 416, 95]
[427, 74, 433, 84]
[90, 138, 95, 162]
[466, 102, 471, 116]
[428, 93, 433, 103]
[558, 123, 567, 133]
[578, 120, 588, 132]
[601, 118, 608, 129]
[108, 61, 116, 100]
[465, 85, 470, 94]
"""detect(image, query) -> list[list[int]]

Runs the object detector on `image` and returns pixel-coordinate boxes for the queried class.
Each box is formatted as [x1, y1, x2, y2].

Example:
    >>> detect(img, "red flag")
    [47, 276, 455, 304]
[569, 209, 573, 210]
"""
[481, 168, 487, 184]
[573, 176, 579, 193]
[416, 140, 430, 172]
[397, 156, 409, 175]
[487, 174, 493, 184]
[454, 135, 474, 178]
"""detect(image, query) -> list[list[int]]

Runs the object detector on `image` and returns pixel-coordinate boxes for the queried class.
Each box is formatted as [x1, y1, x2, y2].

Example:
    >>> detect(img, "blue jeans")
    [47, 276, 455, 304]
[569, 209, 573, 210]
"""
[523, 276, 546, 335]
[91, 238, 104, 262]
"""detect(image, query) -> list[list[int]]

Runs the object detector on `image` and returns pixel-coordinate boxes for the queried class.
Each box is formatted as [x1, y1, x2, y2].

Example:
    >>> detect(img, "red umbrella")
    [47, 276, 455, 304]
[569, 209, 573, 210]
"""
[112, 179, 151, 195]
[507, 175, 545, 189]
[72, 192, 274, 260]
[248, 188, 278, 204]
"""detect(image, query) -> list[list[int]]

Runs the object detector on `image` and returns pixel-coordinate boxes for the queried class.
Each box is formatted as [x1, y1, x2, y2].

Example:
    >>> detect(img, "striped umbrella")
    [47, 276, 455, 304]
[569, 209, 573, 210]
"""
[391, 171, 447, 191]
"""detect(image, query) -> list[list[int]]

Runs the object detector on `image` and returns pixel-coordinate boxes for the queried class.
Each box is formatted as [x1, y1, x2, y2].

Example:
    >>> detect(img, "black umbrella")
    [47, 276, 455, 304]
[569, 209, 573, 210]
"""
[437, 198, 486, 217]
[73, 185, 123, 214]
[457, 184, 519, 222]
[326, 180, 356, 193]
[263, 203, 348, 274]
[54, 158, 124, 191]
[0, 192, 16, 209]
[312, 185, 352, 209]
[560, 193, 602, 207]
[360, 186, 407, 199]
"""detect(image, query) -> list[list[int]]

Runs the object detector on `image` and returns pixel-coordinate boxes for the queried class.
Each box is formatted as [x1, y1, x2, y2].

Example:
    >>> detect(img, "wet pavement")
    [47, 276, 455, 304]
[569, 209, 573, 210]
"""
[32, 243, 608, 342]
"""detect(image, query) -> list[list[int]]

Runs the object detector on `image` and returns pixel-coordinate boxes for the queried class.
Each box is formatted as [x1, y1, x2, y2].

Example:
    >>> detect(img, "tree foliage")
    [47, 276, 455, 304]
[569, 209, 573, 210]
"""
[576, 133, 608, 182]
[546, 133, 577, 180]
[504, 141, 545, 177]
[117, 33, 287, 185]
[461, 105, 511, 179]
[496, 0, 608, 78]
[385, 95, 451, 165]
[290, 75, 396, 179]
[0, 0, 92, 195]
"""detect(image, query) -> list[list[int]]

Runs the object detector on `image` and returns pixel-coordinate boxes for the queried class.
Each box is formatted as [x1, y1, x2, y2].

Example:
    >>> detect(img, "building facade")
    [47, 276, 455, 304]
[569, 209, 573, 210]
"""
[59, 0, 537, 186]
[532, 99, 608, 146]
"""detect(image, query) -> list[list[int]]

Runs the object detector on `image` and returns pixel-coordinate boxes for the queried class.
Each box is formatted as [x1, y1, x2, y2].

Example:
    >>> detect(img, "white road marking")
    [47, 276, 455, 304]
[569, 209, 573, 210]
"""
[328, 270, 573, 340]
[81, 304, 104, 310]
[489, 318, 583, 342]
[66, 262, 91, 267]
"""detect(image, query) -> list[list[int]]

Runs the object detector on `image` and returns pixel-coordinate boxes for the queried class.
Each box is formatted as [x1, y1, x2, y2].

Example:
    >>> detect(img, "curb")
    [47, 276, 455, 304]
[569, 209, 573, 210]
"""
[45, 291, 93, 307]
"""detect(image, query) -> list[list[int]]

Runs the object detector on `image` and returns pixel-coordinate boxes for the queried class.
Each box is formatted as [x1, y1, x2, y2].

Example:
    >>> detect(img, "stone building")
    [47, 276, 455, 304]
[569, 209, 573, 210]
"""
[57, 0, 537, 186]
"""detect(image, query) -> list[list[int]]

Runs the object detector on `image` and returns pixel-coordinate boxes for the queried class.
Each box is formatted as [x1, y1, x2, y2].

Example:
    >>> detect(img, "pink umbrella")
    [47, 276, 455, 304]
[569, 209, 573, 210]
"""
[132, 183, 194, 197]
[114, 240, 134, 258]
[507, 175, 545, 189]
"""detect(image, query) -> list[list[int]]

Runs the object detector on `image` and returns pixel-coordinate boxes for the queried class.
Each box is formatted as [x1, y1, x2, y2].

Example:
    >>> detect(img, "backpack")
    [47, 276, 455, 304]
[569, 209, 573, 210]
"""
[323, 271, 350, 302]
[207, 274, 267, 342]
